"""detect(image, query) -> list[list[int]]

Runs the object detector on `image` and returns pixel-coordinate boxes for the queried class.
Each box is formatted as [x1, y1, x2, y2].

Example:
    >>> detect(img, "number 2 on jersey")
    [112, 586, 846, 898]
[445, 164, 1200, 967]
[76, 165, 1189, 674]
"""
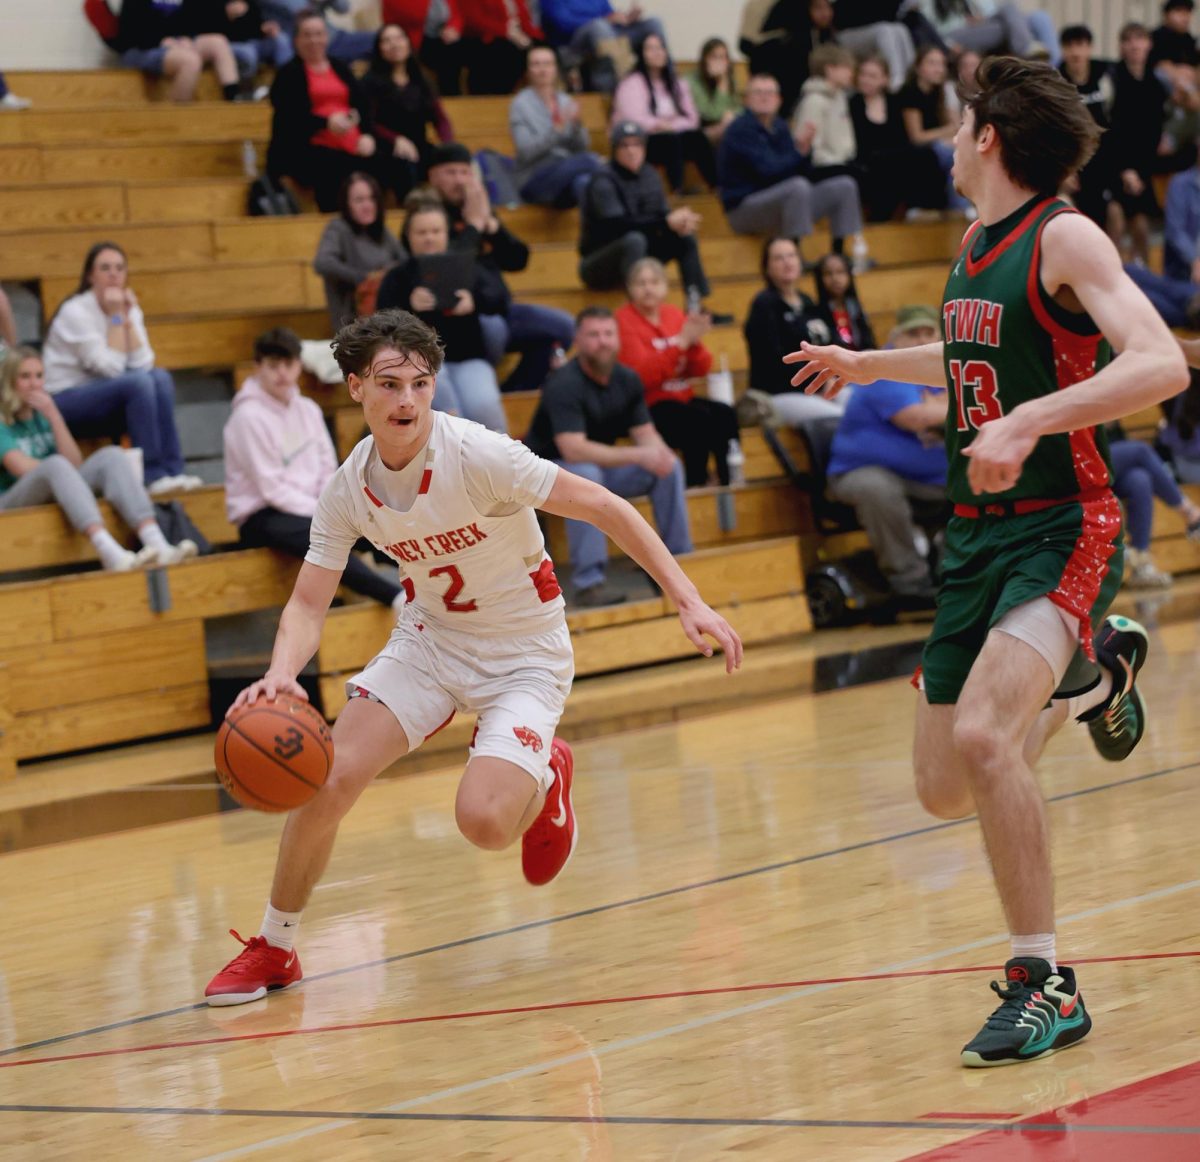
[949, 359, 1003, 432]
[429, 564, 477, 612]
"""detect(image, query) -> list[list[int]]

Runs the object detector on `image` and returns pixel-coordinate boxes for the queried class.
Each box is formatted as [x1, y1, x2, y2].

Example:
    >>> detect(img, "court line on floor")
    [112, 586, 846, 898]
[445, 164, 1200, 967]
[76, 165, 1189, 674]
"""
[3, 756, 1196, 1063]
[4, 948, 1198, 1072]
[0, 1104, 1196, 1136]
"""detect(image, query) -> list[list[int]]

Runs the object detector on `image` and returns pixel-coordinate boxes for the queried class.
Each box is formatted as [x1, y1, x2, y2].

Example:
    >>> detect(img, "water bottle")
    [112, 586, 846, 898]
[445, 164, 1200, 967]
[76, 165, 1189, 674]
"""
[727, 438, 746, 486]
[241, 139, 258, 179]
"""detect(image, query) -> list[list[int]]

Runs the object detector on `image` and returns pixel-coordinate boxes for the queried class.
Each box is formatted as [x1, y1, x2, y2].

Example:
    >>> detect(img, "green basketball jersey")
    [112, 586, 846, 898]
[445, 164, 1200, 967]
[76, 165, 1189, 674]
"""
[940, 195, 1112, 506]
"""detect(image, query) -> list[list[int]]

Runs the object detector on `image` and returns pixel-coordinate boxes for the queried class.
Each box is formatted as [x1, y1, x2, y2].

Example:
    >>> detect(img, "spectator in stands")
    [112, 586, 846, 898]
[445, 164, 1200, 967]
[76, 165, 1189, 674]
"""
[510, 43, 604, 207]
[1108, 23, 1171, 265]
[615, 257, 738, 486]
[794, 45, 861, 177]
[540, 0, 668, 93]
[898, 45, 971, 214]
[193, 0, 281, 96]
[813, 252, 876, 351]
[376, 201, 509, 430]
[737, 0, 800, 114]
[826, 304, 947, 603]
[850, 53, 945, 221]
[0, 347, 197, 570]
[0, 73, 32, 111]
[223, 327, 404, 609]
[460, 0, 544, 94]
[1152, 0, 1199, 85]
[904, 0, 1040, 59]
[831, 1, 916, 91]
[314, 172, 408, 331]
[261, 0, 377, 63]
[744, 235, 847, 423]
[579, 121, 715, 303]
[363, 23, 455, 202]
[1059, 24, 1117, 228]
[0, 286, 16, 349]
[425, 142, 576, 392]
[116, 0, 245, 102]
[1160, 372, 1200, 481]
[382, 0, 469, 95]
[525, 305, 693, 606]
[610, 33, 713, 192]
[1108, 426, 1200, 587]
[717, 74, 865, 268]
[42, 243, 200, 494]
[688, 38, 740, 154]
[267, 11, 383, 212]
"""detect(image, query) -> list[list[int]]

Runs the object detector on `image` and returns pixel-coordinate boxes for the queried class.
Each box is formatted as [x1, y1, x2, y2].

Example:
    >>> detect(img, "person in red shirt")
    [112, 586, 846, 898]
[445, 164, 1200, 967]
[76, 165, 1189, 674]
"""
[615, 257, 738, 486]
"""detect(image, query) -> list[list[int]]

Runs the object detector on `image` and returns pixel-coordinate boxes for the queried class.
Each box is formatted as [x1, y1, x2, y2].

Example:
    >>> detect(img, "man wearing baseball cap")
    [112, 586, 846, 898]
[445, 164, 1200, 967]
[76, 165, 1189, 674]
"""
[824, 305, 950, 605]
[578, 120, 714, 309]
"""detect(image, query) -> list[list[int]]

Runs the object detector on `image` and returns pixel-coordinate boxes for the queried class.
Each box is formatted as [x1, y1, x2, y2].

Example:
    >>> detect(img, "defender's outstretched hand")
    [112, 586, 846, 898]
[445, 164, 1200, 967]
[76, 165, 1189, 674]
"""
[782, 341, 876, 399]
[679, 602, 743, 673]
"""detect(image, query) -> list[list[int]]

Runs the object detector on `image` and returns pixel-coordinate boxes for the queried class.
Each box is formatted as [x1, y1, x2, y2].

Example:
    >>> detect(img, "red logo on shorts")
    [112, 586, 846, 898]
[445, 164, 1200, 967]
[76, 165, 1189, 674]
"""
[513, 726, 544, 752]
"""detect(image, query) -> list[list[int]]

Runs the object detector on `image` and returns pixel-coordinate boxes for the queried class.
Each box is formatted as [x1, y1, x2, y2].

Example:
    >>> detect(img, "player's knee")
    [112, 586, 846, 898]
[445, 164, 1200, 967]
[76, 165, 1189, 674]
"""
[914, 767, 974, 819]
[951, 715, 1012, 783]
[455, 799, 513, 850]
[311, 762, 370, 822]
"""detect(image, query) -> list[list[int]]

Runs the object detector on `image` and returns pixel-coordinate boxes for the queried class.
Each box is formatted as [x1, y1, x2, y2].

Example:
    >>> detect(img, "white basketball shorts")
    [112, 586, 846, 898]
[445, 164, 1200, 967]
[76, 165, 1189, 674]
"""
[346, 615, 574, 791]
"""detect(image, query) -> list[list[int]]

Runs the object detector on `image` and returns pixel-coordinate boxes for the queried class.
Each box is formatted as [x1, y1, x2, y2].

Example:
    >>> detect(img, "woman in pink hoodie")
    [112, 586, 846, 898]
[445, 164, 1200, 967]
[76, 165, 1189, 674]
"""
[223, 327, 403, 609]
[609, 33, 714, 192]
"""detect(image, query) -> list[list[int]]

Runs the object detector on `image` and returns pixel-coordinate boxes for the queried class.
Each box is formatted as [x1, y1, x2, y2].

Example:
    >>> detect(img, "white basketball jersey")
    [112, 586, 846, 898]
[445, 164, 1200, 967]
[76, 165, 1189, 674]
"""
[333, 415, 566, 637]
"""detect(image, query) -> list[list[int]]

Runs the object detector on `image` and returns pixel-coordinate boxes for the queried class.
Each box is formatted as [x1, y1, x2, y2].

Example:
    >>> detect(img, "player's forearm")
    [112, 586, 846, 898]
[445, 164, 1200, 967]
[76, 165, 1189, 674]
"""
[266, 601, 326, 681]
[591, 494, 703, 610]
[860, 341, 947, 388]
[1016, 348, 1189, 438]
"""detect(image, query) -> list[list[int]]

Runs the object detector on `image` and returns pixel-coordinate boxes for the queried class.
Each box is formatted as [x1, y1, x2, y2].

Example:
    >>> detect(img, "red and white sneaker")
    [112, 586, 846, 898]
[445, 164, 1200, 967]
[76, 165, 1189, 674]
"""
[522, 738, 577, 886]
[204, 929, 302, 1007]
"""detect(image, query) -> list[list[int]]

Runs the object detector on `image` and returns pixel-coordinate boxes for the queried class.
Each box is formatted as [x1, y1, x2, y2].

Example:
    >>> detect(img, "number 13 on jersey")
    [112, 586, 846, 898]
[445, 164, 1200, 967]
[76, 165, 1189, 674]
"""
[950, 359, 1004, 432]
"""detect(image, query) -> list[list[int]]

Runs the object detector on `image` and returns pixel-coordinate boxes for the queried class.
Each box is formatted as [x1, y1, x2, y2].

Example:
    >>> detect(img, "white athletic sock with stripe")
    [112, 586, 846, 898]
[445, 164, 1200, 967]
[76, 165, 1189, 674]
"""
[88, 528, 129, 569]
[1010, 933, 1056, 973]
[261, 903, 302, 951]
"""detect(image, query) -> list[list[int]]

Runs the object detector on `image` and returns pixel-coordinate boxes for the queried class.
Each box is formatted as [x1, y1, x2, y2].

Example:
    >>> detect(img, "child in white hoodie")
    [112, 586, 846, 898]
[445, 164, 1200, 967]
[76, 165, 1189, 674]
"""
[223, 327, 403, 610]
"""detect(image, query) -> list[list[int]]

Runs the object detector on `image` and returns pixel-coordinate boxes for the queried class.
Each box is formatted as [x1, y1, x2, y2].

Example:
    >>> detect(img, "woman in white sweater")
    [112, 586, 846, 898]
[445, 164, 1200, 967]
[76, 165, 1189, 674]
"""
[41, 242, 199, 493]
[509, 44, 602, 207]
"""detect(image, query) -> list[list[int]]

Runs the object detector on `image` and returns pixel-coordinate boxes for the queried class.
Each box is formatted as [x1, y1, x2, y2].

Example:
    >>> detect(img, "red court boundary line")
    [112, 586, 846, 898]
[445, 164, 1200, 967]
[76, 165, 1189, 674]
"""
[3, 949, 1196, 1072]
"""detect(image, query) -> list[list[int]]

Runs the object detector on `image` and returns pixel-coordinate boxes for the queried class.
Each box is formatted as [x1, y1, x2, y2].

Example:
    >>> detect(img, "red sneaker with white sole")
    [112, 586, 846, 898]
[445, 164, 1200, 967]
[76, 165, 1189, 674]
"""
[522, 738, 577, 886]
[204, 929, 302, 1006]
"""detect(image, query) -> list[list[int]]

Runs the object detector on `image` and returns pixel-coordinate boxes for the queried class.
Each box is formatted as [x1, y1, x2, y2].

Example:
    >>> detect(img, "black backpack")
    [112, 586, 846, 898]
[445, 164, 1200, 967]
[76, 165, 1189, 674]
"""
[248, 174, 300, 217]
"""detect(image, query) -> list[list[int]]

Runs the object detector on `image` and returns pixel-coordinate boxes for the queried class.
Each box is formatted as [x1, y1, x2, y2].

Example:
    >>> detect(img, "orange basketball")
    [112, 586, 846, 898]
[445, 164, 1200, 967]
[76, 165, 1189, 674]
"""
[215, 696, 334, 812]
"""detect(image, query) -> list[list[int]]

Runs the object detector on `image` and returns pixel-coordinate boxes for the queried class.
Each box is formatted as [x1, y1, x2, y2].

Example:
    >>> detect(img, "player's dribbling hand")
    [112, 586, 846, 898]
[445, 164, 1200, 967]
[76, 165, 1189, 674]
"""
[961, 412, 1037, 495]
[230, 673, 308, 714]
[783, 342, 874, 398]
[678, 602, 743, 674]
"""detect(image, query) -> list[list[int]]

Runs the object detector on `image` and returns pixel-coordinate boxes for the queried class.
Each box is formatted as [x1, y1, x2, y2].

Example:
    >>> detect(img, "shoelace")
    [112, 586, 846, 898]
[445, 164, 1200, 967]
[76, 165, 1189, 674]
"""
[220, 929, 275, 977]
[980, 978, 1037, 1030]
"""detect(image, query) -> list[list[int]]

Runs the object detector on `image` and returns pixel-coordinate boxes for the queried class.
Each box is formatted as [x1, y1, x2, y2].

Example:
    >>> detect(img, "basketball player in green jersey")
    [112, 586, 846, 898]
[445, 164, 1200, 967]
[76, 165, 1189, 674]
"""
[784, 56, 1189, 1067]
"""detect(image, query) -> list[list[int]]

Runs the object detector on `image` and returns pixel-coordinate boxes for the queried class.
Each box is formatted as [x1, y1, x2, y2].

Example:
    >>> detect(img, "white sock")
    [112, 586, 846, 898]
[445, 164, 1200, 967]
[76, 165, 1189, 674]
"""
[89, 528, 130, 569]
[138, 521, 170, 552]
[260, 903, 302, 951]
[1067, 669, 1113, 722]
[1010, 933, 1057, 972]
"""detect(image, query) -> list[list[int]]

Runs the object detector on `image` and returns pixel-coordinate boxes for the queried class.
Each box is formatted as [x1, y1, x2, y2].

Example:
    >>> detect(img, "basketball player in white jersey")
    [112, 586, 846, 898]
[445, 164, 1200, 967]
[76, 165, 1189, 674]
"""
[205, 310, 743, 1005]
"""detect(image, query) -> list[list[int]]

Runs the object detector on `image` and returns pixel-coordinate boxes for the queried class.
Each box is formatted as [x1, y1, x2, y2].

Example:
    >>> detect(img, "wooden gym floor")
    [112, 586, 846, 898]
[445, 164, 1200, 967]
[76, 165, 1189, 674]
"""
[1, 585, 1198, 1161]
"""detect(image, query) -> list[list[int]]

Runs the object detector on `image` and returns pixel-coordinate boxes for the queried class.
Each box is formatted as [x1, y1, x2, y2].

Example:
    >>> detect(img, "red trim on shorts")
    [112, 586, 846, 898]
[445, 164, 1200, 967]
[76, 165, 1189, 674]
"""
[423, 709, 456, 742]
[363, 486, 384, 508]
[963, 198, 1055, 276]
[1047, 490, 1123, 662]
[953, 485, 1111, 519]
[910, 664, 923, 691]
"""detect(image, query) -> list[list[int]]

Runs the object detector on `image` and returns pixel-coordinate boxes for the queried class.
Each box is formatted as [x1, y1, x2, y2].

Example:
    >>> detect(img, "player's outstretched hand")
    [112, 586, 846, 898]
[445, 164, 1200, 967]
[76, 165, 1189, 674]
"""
[961, 412, 1037, 495]
[679, 602, 743, 674]
[782, 341, 875, 399]
[229, 672, 309, 715]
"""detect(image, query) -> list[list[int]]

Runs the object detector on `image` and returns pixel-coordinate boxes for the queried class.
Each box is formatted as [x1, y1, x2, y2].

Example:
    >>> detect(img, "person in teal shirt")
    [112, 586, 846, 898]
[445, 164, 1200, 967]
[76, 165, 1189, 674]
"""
[0, 347, 196, 570]
[687, 38, 741, 151]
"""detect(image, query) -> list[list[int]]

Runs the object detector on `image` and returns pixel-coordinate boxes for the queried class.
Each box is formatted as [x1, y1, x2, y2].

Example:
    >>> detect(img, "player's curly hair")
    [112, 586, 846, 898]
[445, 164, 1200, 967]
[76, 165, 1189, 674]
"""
[331, 309, 445, 381]
[964, 56, 1101, 196]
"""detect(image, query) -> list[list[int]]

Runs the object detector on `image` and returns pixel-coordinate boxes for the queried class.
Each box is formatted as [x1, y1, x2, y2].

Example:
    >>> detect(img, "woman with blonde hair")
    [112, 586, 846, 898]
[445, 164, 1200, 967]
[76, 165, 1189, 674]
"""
[0, 347, 196, 570]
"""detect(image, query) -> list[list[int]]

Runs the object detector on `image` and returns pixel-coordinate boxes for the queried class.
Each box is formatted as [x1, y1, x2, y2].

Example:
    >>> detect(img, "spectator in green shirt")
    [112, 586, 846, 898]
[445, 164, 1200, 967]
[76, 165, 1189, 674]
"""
[688, 37, 741, 151]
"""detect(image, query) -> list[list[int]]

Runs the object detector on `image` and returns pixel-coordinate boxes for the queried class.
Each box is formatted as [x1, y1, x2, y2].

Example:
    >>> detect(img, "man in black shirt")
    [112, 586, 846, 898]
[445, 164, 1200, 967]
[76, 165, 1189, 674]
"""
[424, 142, 574, 394]
[578, 122, 711, 299]
[1059, 24, 1116, 227]
[526, 307, 694, 606]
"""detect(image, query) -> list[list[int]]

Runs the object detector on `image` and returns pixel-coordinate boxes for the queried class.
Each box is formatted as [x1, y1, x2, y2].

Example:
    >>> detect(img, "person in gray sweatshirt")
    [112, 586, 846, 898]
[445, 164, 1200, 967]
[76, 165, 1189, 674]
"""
[313, 171, 408, 331]
[509, 44, 603, 206]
